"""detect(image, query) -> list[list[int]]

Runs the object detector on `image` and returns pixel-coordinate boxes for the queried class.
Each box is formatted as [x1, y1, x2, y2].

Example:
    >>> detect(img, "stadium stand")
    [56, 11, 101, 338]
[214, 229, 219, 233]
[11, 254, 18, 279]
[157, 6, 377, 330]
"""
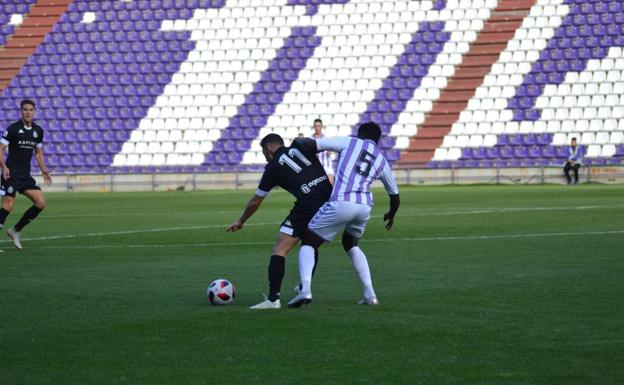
[0, 0, 622, 174]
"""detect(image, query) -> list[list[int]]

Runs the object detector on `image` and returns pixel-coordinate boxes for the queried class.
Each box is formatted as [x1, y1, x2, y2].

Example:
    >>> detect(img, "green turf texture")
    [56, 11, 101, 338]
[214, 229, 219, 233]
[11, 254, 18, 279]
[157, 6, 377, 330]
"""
[1, 185, 622, 385]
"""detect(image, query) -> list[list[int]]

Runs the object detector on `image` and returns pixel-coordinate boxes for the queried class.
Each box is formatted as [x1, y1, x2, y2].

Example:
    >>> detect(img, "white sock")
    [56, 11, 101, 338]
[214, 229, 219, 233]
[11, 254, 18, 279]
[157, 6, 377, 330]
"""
[348, 246, 376, 299]
[298, 245, 315, 294]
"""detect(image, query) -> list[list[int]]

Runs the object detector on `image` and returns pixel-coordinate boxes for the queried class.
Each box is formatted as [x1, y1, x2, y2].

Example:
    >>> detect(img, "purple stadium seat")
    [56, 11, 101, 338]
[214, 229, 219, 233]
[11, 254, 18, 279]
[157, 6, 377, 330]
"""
[527, 146, 541, 158]
[485, 147, 501, 159]
[500, 146, 514, 159]
[473, 147, 487, 160]
[509, 134, 523, 146]
[513, 146, 529, 159]
[542, 146, 557, 159]
[461, 148, 474, 160]
[556, 146, 569, 159]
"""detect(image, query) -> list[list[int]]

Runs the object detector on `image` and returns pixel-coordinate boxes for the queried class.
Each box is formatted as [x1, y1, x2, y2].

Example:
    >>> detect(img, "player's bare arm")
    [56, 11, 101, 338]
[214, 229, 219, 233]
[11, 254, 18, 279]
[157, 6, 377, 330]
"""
[0, 143, 9, 180]
[226, 194, 265, 232]
[383, 194, 400, 230]
[34, 147, 52, 185]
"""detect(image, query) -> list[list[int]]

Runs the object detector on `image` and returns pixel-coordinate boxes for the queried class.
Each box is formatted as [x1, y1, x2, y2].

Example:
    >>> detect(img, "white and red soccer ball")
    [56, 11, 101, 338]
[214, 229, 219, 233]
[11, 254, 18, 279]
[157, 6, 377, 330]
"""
[207, 279, 236, 305]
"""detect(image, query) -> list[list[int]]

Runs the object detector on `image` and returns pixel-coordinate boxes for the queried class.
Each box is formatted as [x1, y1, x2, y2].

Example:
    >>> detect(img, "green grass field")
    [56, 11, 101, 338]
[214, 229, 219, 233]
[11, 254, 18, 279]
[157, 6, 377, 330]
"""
[1, 184, 623, 385]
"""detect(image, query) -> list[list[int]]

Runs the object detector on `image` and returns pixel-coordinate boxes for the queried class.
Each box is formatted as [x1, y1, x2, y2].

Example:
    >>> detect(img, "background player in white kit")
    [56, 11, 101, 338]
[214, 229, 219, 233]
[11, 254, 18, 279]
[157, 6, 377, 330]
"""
[311, 118, 335, 184]
[288, 122, 400, 307]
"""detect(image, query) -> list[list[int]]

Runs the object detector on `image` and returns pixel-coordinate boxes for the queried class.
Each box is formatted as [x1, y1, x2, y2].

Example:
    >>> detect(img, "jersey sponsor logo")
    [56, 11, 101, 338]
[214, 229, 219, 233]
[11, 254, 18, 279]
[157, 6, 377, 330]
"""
[301, 175, 328, 194]
[18, 140, 38, 148]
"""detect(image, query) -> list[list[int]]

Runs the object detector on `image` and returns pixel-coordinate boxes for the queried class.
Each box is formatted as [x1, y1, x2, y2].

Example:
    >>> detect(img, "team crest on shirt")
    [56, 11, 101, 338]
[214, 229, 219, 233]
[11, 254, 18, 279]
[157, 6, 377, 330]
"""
[18, 129, 24, 134]
[33, 131, 38, 138]
[7, 186, 13, 194]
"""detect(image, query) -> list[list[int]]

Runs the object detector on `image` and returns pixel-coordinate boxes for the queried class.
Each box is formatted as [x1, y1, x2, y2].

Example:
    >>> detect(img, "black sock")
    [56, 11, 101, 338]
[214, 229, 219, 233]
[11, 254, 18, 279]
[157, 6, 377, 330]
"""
[268, 255, 285, 302]
[0, 208, 10, 227]
[312, 248, 319, 276]
[14, 206, 42, 232]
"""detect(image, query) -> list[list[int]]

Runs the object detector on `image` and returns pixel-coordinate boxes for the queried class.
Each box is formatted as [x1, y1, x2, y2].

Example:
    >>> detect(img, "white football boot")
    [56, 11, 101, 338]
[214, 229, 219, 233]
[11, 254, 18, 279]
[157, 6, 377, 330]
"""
[287, 291, 312, 308]
[7, 227, 22, 250]
[249, 294, 281, 309]
[357, 296, 379, 305]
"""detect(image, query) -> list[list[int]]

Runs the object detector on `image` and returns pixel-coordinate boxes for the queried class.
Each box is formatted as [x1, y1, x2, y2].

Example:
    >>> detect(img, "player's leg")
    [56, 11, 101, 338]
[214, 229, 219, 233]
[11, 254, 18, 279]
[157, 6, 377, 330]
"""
[288, 230, 324, 308]
[342, 232, 377, 305]
[343, 204, 377, 304]
[0, 175, 16, 231]
[250, 232, 299, 309]
[268, 233, 299, 300]
[573, 164, 580, 184]
[15, 188, 46, 231]
[7, 188, 46, 250]
[563, 163, 572, 184]
[0, 195, 15, 230]
[288, 201, 345, 308]
[1, 194, 19, 249]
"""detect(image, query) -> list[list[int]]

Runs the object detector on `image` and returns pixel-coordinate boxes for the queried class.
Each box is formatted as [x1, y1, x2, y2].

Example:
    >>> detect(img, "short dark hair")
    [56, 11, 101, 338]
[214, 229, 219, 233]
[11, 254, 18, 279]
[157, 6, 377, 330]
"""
[260, 133, 284, 148]
[313, 118, 323, 125]
[20, 99, 35, 109]
[571, 137, 577, 141]
[357, 121, 382, 143]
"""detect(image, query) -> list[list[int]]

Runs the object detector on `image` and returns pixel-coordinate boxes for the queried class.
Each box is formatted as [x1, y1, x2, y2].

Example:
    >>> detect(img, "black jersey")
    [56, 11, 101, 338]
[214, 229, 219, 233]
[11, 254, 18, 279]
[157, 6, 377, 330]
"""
[256, 141, 332, 211]
[1, 120, 44, 178]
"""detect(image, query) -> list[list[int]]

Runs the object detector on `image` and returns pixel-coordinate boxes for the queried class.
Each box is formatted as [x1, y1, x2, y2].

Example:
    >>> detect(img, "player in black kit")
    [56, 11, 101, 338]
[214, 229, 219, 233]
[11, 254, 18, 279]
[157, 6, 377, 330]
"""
[226, 133, 332, 309]
[0, 100, 52, 250]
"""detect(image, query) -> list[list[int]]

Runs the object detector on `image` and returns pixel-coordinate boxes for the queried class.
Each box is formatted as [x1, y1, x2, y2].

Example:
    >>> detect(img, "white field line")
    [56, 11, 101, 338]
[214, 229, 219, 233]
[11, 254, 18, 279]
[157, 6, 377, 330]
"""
[1, 204, 620, 246]
[0, 222, 278, 243]
[14, 229, 624, 250]
[43, 203, 624, 219]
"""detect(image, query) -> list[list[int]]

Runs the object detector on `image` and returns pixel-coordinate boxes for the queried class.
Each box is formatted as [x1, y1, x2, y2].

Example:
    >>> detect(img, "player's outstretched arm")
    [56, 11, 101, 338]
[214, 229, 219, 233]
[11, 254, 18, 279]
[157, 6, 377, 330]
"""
[226, 194, 265, 232]
[0, 143, 9, 180]
[383, 194, 400, 230]
[34, 147, 52, 185]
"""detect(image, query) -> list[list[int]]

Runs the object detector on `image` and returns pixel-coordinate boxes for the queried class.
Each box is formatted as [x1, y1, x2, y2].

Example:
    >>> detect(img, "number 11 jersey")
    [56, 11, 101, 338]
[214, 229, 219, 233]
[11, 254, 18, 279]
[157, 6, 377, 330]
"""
[256, 141, 332, 211]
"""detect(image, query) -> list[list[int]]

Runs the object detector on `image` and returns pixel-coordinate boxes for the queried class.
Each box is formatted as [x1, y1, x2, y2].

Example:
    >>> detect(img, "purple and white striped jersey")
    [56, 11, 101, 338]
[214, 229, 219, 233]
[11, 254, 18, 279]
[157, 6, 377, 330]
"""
[316, 136, 399, 206]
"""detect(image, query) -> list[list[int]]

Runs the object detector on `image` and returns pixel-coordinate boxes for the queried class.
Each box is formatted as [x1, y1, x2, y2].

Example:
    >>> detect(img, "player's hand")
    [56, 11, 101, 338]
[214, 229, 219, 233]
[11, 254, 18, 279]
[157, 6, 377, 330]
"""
[2, 166, 9, 180]
[226, 221, 244, 232]
[42, 170, 52, 185]
[383, 212, 395, 230]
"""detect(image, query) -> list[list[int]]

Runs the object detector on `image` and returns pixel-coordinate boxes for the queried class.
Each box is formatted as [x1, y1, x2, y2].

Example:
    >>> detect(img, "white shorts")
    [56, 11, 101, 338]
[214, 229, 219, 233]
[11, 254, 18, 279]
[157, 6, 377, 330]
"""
[307, 200, 371, 242]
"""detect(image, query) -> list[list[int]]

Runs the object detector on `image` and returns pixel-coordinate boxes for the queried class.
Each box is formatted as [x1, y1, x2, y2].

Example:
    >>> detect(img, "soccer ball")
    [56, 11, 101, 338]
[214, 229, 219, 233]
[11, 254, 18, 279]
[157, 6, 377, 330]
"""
[207, 279, 236, 305]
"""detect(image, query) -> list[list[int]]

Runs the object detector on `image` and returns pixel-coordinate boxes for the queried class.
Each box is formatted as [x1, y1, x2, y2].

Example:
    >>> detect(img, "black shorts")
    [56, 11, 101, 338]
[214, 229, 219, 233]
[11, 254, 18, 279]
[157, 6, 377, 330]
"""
[278, 204, 323, 238]
[0, 175, 40, 197]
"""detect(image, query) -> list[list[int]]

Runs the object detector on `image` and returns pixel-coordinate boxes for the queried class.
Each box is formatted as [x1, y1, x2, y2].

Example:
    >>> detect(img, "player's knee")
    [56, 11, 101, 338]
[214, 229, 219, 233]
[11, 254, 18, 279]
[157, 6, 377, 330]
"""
[301, 231, 323, 249]
[272, 244, 290, 257]
[341, 231, 358, 252]
[35, 200, 46, 210]
[2, 200, 14, 212]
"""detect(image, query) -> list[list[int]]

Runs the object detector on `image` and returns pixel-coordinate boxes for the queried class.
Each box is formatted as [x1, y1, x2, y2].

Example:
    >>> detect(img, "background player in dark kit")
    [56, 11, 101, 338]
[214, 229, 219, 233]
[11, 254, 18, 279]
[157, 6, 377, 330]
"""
[0, 99, 52, 250]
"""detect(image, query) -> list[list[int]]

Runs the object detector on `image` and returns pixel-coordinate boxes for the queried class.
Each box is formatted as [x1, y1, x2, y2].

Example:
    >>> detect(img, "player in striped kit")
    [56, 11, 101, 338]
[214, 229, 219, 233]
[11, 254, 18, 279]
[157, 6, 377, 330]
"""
[288, 122, 400, 307]
[312, 119, 335, 184]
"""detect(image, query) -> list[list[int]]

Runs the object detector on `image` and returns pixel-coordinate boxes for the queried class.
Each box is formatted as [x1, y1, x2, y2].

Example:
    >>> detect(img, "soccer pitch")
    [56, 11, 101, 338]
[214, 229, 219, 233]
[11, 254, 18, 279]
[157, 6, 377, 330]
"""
[1, 184, 623, 385]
